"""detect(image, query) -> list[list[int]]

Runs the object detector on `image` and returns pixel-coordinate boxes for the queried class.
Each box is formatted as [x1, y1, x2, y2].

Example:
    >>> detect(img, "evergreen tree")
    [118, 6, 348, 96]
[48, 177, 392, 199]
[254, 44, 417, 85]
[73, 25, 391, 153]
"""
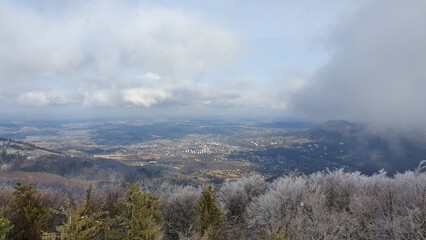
[49, 186, 113, 240]
[195, 186, 223, 239]
[0, 208, 12, 240]
[10, 182, 47, 240]
[54, 202, 111, 240]
[118, 184, 162, 240]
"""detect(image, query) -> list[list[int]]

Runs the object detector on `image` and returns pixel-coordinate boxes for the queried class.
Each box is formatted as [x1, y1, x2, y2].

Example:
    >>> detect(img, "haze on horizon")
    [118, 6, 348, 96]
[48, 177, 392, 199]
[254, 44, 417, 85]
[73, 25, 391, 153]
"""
[0, 0, 425, 125]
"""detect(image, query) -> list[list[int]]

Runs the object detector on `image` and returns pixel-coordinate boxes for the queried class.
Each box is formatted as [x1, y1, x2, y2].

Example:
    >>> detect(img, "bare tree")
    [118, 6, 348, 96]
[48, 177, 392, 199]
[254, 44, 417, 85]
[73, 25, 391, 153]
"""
[245, 175, 308, 239]
[219, 177, 267, 239]
[160, 185, 200, 239]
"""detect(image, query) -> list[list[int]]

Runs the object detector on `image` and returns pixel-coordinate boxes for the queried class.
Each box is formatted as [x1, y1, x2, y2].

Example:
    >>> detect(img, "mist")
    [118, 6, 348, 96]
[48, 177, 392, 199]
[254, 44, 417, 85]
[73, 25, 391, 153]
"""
[291, 0, 426, 127]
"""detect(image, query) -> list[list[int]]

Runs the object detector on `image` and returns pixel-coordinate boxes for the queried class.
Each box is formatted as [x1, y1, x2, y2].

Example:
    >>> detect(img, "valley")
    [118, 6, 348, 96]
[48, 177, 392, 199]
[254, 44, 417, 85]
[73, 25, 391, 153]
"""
[1, 119, 425, 191]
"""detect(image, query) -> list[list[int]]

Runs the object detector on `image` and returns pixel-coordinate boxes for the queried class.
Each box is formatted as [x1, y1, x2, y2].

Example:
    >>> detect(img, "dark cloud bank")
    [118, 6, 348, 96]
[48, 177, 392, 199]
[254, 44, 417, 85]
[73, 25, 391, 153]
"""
[291, 0, 426, 127]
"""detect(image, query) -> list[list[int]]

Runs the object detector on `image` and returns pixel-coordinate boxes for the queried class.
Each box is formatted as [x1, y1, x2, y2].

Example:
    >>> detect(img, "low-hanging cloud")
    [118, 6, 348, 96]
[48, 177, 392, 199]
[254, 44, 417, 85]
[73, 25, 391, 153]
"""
[122, 88, 170, 108]
[290, 0, 426, 126]
[17, 91, 79, 106]
[0, 0, 243, 109]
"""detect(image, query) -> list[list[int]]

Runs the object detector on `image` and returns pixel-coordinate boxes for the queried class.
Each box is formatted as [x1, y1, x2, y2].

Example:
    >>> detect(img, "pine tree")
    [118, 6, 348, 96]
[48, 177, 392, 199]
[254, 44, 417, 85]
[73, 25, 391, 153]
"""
[11, 182, 47, 240]
[118, 184, 162, 240]
[0, 208, 13, 240]
[54, 201, 111, 240]
[52, 186, 113, 240]
[195, 186, 223, 239]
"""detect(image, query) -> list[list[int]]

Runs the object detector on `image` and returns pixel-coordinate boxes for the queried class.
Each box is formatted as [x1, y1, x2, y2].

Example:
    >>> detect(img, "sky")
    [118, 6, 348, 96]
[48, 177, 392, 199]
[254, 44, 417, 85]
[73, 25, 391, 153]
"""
[0, 0, 425, 124]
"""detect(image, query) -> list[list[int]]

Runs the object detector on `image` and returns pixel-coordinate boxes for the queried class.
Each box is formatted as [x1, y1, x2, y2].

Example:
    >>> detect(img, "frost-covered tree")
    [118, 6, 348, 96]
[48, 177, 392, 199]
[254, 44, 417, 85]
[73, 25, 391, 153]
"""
[392, 168, 426, 239]
[219, 177, 267, 238]
[0, 167, 425, 239]
[246, 175, 307, 239]
[161, 185, 200, 239]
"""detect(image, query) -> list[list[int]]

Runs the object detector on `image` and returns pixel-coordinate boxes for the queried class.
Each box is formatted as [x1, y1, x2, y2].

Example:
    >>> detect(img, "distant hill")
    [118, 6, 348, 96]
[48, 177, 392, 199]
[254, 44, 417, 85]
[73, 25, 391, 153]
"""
[0, 138, 144, 189]
[307, 121, 426, 174]
[255, 121, 314, 129]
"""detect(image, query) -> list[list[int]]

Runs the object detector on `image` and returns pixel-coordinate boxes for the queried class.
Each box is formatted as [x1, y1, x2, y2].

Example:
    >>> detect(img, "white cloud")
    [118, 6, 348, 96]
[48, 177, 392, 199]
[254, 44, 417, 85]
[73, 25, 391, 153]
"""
[122, 88, 169, 107]
[17, 91, 79, 106]
[83, 90, 117, 107]
[0, 1, 241, 110]
[1, 0, 378, 117]
[18, 92, 49, 106]
[144, 72, 161, 81]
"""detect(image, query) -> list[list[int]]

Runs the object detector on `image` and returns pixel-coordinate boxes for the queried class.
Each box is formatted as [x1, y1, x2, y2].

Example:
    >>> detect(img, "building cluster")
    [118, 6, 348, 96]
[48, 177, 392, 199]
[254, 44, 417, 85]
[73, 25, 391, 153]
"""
[183, 147, 210, 154]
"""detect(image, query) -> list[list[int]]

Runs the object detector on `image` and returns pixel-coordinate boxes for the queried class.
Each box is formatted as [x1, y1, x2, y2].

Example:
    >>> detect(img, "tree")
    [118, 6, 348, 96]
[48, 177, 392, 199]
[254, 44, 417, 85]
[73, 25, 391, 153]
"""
[220, 177, 267, 238]
[44, 186, 113, 240]
[0, 208, 12, 240]
[54, 201, 111, 240]
[118, 184, 162, 240]
[161, 185, 200, 239]
[9, 183, 47, 240]
[195, 186, 223, 239]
